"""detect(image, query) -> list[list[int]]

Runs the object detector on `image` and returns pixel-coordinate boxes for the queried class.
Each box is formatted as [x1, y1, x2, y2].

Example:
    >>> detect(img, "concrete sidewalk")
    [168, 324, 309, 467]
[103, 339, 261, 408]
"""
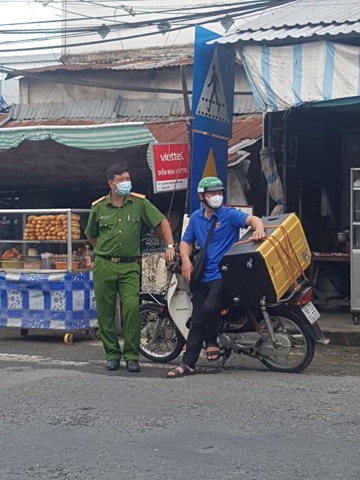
[318, 311, 360, 346]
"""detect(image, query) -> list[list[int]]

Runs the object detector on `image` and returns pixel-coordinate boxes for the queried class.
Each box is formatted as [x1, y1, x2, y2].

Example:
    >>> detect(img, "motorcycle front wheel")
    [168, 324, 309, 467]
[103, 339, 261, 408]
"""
[259, 309, 315, 373]
[139, 303, 185, 363]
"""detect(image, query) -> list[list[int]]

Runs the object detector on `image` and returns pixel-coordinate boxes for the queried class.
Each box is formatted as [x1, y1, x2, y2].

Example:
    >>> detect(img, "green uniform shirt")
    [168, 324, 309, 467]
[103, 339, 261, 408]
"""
[85, 192, 165, 257]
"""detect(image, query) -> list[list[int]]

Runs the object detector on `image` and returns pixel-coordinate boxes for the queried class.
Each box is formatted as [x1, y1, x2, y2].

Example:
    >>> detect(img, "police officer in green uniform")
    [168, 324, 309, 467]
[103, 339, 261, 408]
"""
[85, 164, 175, 372]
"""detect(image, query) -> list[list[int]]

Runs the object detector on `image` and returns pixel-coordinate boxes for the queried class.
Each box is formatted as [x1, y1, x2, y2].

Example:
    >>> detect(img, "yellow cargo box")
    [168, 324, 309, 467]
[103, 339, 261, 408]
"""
[220, 213, 311, 305]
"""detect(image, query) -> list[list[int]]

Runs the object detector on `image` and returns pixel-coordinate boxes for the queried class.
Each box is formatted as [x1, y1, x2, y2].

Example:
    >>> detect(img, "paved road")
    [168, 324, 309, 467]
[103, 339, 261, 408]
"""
[0, 329, 359, 480]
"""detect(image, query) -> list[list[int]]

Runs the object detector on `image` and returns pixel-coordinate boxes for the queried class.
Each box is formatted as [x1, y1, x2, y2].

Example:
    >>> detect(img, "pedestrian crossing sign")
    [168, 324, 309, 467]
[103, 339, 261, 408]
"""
[196, 49, 229, 124]
[192, 26, 235, 139]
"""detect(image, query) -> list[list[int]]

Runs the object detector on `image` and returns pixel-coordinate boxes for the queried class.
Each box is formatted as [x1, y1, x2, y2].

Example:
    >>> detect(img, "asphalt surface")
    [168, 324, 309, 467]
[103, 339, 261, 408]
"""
[0, 329, 359, 480]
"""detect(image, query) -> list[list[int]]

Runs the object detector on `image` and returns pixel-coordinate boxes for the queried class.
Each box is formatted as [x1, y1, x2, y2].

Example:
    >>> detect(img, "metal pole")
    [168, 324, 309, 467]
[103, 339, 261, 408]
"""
[66, 209, 72, 271]
[265, 112, 271, 215]
[283, 114, 288, 209]
[181, 65, 193, 215]
[62, 0, 67, 58]
[298, 131, 303, 220]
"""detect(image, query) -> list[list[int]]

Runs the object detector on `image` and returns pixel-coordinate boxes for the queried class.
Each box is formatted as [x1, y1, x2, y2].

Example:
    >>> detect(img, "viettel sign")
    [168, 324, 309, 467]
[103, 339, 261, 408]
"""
[151, 143, 189, 193]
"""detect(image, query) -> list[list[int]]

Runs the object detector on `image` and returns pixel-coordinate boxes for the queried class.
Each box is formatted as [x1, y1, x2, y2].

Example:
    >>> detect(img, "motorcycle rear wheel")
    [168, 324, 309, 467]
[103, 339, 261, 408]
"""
[259, 309, 315, 373]
[139, 303, 185, 363]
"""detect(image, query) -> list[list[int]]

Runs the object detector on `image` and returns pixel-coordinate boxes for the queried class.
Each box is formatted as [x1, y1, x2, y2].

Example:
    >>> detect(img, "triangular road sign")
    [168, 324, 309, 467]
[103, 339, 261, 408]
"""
[202, 147, 218, 177]
[195, 48, 229, 124]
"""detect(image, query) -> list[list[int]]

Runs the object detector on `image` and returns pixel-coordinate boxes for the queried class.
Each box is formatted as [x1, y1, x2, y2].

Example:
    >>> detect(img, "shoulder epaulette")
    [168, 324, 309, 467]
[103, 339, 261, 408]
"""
[130, 192, 146, 200]
[91, 196, 106, 206]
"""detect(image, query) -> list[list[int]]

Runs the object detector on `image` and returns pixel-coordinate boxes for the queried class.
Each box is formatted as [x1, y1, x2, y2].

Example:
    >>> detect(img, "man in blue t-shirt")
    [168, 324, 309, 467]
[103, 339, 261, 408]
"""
[167, 176, 266, 378]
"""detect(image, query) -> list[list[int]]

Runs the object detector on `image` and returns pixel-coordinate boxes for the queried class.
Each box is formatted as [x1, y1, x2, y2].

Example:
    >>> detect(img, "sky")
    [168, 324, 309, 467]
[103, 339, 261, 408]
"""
[2, 0, 56, 24]
[0, 0, 275, 58]
[0, 0, 286, 64]
[0, 0, 60, 58]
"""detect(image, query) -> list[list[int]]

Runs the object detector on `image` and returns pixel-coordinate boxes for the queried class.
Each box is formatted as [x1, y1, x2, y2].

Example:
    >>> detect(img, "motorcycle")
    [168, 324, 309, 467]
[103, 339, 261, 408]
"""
[139, 252, 329, 373]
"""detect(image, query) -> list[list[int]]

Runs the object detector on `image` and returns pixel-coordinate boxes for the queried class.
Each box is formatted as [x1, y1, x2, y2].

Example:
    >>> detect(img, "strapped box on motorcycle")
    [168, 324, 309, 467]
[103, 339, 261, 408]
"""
[219, 213, 311, 305]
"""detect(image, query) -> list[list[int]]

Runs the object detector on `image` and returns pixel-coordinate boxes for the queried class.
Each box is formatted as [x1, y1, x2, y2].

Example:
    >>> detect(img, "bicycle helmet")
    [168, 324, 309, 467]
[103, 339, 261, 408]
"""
[197, 176, 225, 193]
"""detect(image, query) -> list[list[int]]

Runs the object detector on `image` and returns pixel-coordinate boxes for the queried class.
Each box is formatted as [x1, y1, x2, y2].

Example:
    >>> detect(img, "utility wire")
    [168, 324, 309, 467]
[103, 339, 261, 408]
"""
[0, 0, 295, 52]
[0, 1, 286, 33]
[1, 0, 270, 28]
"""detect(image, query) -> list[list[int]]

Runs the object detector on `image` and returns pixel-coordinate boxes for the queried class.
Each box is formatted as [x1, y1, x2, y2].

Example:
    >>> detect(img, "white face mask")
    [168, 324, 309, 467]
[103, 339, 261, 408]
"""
[115, 181, 132, 196]
[207, 195, 223, 209]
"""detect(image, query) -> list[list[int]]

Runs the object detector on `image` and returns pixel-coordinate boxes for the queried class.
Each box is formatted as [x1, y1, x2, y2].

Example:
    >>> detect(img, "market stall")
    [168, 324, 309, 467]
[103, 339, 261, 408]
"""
[0, 122, 160, 342]
[0, 121, 190, 344]
[0, 208, 98, 344]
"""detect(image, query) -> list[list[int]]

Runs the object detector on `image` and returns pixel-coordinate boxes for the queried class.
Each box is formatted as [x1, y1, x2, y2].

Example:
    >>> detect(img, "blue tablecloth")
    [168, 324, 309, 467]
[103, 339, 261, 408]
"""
[0, 270, 98, 330]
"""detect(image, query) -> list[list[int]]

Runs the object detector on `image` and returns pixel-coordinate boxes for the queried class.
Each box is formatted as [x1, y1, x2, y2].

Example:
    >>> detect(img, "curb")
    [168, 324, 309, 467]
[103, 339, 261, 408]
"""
[321, 330, 360, 347]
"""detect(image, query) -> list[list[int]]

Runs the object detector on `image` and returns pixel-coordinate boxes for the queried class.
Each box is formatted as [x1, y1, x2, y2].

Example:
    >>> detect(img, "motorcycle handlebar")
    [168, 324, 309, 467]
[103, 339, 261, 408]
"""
[167, 252, 181, 273]
[166, 245, 201, 273]
[167, 243, 202, 271]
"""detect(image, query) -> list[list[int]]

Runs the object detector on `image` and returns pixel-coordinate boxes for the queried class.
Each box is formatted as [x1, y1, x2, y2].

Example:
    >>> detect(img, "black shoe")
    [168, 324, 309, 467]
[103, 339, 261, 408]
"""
[126, 360, 140, 372]
[105, 359, 120, 371]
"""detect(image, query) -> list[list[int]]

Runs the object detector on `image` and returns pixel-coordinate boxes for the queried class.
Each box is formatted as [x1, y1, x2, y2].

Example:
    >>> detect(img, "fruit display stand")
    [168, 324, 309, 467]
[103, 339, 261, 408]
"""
[0, 208, 98, 344]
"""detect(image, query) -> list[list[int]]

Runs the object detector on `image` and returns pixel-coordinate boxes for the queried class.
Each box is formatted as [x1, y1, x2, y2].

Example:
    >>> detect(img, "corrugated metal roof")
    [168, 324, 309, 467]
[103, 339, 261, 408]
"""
[233, 95, 261, 114]
[215, 0, 360, 45]
[4, 96, 260, 124]
[0, 113, 262, 171]
[14, 56, 242, 75]
[110, 57, 194, 71]
[0, 113, 9, 126]
[115, 96, 260, 117]
[11, 99, 118, 121]
[146, 114, 262, 169]
[10, 98, 186, 121]
[1, 119, 106, 128]
[147, 115, 262, 148]
[115, 97, 186, 118]
[147, 122, 190, 145]
[1, 115, 262, 145]
[15, 57, 194, 75]
[230, 115, 262, 145]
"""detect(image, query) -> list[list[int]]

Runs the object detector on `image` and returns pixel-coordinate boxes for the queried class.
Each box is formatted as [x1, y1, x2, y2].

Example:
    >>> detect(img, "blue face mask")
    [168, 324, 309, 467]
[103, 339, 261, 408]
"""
[115, 181, 132, 196]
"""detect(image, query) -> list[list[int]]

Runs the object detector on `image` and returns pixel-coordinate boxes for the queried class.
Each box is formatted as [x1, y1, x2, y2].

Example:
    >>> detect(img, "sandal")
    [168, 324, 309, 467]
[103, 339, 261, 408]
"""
[206, 345, 221, 362]
[167, 362, 195, 379]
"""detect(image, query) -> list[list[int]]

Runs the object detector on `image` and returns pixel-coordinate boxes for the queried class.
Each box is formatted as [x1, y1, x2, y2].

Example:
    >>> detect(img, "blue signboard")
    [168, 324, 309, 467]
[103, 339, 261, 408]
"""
[192, 26, 235, 139]
[190, 132, 229, 213]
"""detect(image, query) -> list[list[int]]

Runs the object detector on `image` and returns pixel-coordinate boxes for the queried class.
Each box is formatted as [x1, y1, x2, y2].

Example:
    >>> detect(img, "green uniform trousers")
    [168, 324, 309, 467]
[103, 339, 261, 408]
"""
[93, 255, 141, 361]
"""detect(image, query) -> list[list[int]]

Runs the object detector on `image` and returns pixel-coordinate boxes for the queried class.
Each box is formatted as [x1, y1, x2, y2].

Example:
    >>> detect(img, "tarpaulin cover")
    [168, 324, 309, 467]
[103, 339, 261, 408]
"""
[0, 270, 98, 330]
[260, 147, 286, 214]
[0, 123, 154, 150]
[239, 41, 360, 112]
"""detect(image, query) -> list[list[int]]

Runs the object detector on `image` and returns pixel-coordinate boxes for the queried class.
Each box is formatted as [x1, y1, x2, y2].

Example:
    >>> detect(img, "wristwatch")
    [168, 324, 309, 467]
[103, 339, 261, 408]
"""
[167, 244, 175, 249]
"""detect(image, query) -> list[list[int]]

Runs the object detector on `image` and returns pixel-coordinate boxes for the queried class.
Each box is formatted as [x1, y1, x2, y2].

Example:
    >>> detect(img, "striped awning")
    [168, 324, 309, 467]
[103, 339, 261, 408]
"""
[238, 41, 360, 112]
[0, 122, 155, 150]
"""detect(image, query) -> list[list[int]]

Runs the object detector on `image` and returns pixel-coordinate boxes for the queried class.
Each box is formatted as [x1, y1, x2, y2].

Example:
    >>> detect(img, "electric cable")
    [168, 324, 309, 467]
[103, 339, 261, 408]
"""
[0, 1, 288, 33]
[0, 0, 296, 52]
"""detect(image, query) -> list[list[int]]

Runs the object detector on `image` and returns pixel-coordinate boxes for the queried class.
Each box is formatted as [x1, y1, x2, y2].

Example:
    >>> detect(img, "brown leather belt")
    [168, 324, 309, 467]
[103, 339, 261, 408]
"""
[102, 256, 141, 264]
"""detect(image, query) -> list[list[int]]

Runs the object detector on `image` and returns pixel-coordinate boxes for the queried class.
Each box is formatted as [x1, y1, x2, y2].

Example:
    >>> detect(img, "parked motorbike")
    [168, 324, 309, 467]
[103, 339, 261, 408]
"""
[139, 253, 329, 373]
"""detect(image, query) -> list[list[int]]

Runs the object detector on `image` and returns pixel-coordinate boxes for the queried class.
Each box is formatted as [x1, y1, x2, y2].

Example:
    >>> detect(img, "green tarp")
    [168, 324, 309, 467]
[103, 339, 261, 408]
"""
[0, 123, 155, 150]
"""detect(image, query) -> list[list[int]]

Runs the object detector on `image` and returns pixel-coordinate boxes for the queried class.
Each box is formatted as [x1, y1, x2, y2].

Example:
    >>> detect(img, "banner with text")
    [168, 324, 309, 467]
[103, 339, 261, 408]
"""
[151, 143, 189, 193]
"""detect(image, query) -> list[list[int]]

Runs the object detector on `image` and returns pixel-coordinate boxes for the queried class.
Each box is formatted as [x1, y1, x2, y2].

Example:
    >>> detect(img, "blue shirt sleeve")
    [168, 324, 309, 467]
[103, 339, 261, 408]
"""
[181, 215, 196, 245]
[227, 208, 249, 228]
